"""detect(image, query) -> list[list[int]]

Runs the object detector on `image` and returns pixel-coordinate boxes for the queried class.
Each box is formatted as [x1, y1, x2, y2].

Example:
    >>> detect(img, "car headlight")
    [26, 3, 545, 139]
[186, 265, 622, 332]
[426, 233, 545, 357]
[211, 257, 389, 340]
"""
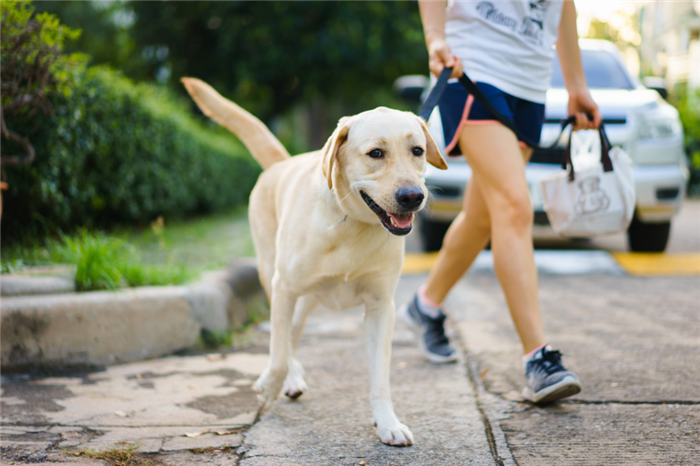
[638, 118, 682, 140]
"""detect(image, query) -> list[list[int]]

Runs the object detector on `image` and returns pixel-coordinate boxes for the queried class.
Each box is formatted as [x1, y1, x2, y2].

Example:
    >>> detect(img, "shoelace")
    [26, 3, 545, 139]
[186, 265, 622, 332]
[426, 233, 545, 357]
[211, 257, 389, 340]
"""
[531, 349, 565, 376]
[424, 314, 450, 346]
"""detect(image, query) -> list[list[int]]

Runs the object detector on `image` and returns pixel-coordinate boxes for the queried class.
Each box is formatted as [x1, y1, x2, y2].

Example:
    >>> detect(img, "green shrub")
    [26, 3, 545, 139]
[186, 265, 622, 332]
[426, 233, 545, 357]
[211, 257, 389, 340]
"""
[673, 89, 700, 196]
[52, 230, 193, 291]
[1, 65, 260, 242]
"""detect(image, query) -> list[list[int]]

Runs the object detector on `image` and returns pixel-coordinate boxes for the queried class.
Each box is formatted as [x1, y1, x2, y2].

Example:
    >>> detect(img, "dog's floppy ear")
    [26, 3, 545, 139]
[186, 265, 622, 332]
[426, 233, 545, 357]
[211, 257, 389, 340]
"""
[322, 117, 352, 189]
[418, 117, 448, 170]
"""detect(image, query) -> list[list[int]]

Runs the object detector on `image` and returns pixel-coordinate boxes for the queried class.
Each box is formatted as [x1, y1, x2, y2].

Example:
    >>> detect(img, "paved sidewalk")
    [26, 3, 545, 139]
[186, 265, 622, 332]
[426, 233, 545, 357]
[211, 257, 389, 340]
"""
[241, 274, 495, 465]
[2, 261, 699, 464]
[1, 351, 267, 465]
[450, 272, 700, 465]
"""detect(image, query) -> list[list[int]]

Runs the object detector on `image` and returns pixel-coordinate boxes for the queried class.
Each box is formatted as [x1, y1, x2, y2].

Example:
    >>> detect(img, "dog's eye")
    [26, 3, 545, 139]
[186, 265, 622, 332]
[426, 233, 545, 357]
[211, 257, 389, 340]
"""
[412, 147, 424, 156]
[367, 149, 384, 159]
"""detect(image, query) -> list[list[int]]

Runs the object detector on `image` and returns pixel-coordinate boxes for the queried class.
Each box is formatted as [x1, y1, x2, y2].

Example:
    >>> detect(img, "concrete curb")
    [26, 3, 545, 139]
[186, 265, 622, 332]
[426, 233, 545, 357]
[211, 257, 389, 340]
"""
[1, 274, 75, 297]
[0, 260, 267, 371]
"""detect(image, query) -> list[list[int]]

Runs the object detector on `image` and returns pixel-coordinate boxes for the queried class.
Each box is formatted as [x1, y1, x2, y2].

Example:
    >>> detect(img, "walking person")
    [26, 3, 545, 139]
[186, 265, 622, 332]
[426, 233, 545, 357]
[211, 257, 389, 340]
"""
[400, 0, 602, 404]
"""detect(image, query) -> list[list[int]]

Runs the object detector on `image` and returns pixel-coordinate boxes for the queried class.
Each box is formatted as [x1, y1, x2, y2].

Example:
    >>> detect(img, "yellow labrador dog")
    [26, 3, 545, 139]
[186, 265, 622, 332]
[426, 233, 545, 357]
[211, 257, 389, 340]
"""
[181, 78, 447, 446]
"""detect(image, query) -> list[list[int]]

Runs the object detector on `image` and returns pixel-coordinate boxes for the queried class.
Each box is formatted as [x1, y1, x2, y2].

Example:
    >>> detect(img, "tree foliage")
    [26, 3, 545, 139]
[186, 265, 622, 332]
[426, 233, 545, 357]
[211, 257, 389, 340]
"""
[35, 1, 428, 122]
[1, 0, 85, 166]
[1, 66, 259, 242]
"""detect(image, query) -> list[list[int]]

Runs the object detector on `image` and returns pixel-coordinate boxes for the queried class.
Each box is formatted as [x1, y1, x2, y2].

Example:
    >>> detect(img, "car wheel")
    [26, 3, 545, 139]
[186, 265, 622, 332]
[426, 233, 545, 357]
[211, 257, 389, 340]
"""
[627, 216, 671, 252]
[419, 219, 451, 252]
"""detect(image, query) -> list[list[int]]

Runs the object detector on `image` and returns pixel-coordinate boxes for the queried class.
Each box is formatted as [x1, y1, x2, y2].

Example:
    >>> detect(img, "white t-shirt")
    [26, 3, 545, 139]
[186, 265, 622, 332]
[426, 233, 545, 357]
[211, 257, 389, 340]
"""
[445, 0, 565, 103]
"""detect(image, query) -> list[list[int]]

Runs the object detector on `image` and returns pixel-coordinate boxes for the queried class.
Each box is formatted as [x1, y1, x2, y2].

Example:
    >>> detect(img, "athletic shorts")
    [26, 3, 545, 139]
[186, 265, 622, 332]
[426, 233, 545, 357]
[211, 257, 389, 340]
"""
[438, 81, 546, 156]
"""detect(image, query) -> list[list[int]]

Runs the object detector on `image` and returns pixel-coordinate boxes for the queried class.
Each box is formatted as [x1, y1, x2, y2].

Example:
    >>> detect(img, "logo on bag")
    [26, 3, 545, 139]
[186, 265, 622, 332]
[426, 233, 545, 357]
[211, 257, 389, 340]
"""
[574, 176, 609, 215]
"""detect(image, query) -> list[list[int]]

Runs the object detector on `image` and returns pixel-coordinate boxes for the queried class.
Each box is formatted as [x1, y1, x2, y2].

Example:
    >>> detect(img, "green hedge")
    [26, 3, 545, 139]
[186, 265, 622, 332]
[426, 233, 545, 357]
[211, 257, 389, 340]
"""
[675, 90, 700, 196]
[1, 66, 260, 242]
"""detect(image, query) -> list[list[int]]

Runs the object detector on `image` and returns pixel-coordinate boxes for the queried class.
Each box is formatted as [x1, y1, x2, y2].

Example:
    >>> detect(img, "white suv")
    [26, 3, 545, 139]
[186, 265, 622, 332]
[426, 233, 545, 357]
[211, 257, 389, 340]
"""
[416, 39, 687, 252]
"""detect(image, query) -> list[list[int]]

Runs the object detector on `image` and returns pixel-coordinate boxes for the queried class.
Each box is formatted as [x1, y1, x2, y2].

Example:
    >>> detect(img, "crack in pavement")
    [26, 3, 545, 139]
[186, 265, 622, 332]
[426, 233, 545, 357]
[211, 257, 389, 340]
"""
[463, 349, 516, 466]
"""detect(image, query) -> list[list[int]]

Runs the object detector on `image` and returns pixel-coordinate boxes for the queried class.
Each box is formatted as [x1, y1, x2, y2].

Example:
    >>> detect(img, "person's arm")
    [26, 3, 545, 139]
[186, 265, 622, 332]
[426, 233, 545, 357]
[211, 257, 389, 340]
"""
[556, 0, 602, 130]
[418, 0, 463, 78]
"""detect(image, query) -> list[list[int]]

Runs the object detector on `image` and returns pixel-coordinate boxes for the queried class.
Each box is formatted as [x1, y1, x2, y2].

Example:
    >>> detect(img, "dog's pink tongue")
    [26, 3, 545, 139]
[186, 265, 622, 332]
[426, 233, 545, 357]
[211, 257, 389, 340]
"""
[389, 212, 414, 229]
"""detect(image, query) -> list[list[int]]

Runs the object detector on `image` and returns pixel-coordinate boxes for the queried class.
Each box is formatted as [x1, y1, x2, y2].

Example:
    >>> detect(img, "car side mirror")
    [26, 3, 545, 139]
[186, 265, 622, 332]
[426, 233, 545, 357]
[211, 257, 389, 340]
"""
[393, 75, 430, 105]
[642, 76, 669, 100]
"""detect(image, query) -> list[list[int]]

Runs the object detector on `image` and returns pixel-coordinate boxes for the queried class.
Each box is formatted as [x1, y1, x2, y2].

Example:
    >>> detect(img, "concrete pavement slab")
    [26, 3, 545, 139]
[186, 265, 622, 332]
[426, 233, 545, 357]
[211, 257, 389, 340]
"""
[449, 272, 700, 464]
[452, 274, 700, 403]
[500, 403, 699, 465]
[1, 351, 267, 464]
[1, 352, 267, 427]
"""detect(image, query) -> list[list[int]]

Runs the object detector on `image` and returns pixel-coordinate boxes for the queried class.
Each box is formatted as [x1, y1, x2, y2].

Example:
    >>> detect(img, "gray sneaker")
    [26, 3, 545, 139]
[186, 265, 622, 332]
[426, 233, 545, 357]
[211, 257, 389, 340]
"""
[398, 294, 458, 363]
[522, 346, 582, 404]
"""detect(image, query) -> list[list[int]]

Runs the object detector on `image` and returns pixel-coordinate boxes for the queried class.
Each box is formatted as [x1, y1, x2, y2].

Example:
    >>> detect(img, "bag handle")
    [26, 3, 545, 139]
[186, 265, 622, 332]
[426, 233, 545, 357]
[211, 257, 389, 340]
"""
[560, 119, 614, 182]
[418, 67, 614, 181]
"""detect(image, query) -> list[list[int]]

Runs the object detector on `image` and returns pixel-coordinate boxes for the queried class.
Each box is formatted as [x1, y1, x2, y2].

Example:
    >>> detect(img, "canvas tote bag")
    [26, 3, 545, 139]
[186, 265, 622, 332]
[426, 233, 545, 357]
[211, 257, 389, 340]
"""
[540, 123, 636, 237]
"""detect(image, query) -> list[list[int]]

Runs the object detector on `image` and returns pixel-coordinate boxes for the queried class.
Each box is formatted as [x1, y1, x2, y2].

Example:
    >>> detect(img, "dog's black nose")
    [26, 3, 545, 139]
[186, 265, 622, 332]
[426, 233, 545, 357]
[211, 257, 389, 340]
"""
[395, 186, 425, 210]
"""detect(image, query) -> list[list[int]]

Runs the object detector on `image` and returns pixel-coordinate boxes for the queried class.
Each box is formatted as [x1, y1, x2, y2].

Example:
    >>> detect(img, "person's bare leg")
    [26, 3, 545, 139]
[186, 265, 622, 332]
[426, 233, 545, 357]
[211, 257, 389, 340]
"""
[423, 176, 491, 303]
[460, 125, 544, 353]
[423, 146, 533, 305]
[422, 124, 544, 353]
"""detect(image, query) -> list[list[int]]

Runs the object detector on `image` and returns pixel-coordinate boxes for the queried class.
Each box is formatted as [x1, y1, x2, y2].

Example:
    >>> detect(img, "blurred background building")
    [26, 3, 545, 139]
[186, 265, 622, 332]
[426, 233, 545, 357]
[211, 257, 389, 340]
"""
[638, 0, 700, 92]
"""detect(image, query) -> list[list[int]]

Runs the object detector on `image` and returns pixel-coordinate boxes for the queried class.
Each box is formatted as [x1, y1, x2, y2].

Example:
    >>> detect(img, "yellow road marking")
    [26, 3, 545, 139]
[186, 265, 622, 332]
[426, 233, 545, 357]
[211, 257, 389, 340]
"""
[611, 252, 700, 276]
[403, 251, 700, 276]
[402, 253, 439, 274]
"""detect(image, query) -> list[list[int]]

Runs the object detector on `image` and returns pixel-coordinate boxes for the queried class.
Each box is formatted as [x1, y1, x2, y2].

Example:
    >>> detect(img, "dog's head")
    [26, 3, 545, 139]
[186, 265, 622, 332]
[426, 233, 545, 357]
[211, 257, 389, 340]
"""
[322, 107, 447, 236]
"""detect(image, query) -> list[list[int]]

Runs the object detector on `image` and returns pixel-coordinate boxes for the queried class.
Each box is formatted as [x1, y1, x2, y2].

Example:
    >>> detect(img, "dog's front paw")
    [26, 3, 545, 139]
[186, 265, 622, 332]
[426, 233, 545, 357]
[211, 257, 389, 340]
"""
[374, 420, 414, 447]
[254, 368, 285, 412]
[283, 358, 308, 400]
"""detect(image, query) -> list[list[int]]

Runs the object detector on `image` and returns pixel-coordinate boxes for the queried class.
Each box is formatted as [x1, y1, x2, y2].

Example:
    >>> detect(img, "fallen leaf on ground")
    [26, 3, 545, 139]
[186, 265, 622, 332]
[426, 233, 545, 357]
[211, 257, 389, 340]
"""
[185, 430, 210, 438]
[206, 353, 227, 362]
[480, 368, 489, 378]
[114, 410, 130, 417]
[213, 429, 242, 435]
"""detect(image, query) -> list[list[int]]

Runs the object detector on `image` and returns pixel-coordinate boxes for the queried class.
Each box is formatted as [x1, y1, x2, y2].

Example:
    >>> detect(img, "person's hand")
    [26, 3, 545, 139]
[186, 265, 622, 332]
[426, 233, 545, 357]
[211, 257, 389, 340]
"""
[567, 88, 602, 130]
[427, 38, 463, 79]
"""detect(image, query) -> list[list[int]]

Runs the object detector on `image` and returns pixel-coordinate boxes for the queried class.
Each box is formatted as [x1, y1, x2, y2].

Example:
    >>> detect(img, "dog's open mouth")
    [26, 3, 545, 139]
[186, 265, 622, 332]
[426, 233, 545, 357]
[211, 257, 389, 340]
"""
[360, 191, 414, 236]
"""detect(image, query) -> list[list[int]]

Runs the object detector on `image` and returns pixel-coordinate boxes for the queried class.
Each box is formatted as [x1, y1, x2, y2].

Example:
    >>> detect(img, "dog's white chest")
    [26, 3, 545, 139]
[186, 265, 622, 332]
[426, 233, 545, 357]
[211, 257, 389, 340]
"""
[310, 278, 364, 311]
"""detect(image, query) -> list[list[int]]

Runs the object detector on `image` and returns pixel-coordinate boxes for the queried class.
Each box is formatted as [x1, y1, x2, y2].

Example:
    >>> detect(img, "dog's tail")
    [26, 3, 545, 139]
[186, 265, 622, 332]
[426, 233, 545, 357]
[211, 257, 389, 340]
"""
[181, 77, 290, 170]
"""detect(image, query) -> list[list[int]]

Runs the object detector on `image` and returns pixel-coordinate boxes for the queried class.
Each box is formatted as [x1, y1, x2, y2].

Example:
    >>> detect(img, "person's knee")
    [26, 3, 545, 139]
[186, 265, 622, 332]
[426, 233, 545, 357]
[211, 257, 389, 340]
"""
[467, 212, 491, 237]
[444, 211, 490, 247]
[493, 188, 533, 231]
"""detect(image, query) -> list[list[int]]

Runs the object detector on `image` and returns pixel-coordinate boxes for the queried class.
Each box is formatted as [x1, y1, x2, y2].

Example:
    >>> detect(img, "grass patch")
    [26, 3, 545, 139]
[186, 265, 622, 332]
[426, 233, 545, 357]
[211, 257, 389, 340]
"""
[127, 207, 255, 270]
[200, 329, 234, 349]
[1, 208, 254, 292]
[68, 442, 148, 465]
[52, 230, 193, 291]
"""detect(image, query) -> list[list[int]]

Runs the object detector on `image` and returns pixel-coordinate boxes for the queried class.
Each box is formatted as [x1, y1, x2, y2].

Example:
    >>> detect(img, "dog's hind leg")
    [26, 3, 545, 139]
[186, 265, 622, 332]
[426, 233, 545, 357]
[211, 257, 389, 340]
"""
[283, 295, 318, 399]
[364, 298, 414, 447]
[254, 274, 298, 411]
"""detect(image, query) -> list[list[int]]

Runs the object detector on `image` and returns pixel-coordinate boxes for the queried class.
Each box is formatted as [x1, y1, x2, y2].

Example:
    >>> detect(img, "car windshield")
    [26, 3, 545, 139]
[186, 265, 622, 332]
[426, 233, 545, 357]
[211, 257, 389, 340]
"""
[550, 50, 634, 90]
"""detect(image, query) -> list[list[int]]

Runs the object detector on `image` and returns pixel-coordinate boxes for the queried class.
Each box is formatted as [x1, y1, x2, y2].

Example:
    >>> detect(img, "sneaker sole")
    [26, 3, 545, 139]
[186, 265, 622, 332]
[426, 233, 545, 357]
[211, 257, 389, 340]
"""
[522, 375, 582, 405]
[397, 303, 459, 364]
